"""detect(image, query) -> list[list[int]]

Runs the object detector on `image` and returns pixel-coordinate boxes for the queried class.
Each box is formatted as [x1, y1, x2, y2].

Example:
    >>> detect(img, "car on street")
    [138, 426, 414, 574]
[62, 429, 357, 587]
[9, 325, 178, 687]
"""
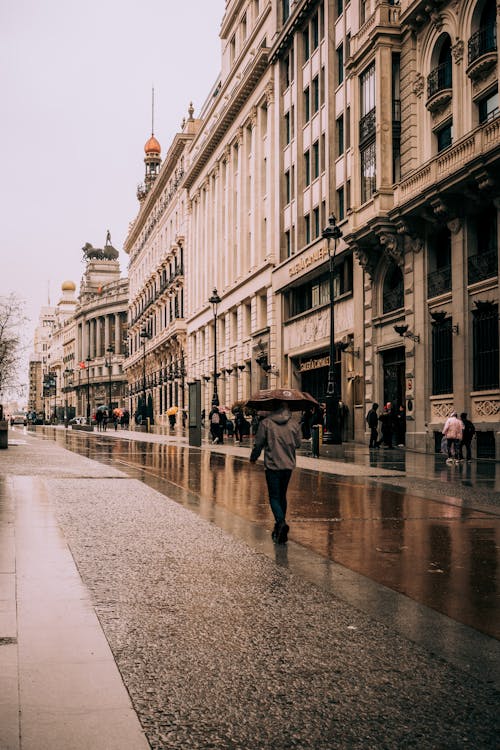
[10, 413, 27, 426]
[69, 416, 87, 425]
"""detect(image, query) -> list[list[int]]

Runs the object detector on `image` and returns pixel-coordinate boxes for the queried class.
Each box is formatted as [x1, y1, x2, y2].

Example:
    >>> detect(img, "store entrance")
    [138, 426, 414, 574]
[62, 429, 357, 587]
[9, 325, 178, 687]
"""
[382, 347, 405, 408]
[300, 363, 342, 403]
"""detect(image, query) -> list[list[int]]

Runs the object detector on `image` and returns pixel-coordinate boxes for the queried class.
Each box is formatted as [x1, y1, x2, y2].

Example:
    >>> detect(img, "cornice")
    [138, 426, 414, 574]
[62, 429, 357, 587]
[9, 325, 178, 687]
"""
[269, 0, 317, 64]
[183, 45, 270, 190]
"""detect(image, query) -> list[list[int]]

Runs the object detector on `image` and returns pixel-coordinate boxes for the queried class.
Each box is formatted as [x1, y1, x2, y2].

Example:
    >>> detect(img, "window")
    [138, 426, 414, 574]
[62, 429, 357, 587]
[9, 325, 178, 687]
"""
[361, 141, 376, 202]
[336, 115, 344, 155]
[284, 51, 294, 88]
[304, 150, 311, 186]
[337, 44, 344, 85]
[337, 186, 345, 220]
[382, 265, 404, 314]
[360, 0, 368, 25]
[288, 261, 353, 318]
[242, 12, 247, 40]
[312, 76, 319, 113]
[285, 170, 291, 203]
[285, 230, 291, 257]
[230, 35, 236, 64]
[285, 111, 291, 144]
[304, 86, 310, 122]
[313, 141, 320, 179]
[468, 204, 498, 284]
[436, 121, 453, 152]
[473, 303, 499, 390]
[320, 67, 325, 105]
[313, 207, 320, 238]
[432, 318, 453, 395]
[304, 214, 311, 244]
[360, 63, 376, 116]
[427, 227, 452, 298]
[282, 0, 290, 23]
[303, 28, 310, 62]
[311, 12, 319, 50]
[479, 88, 499, 123]
[337, 0, 343, 17]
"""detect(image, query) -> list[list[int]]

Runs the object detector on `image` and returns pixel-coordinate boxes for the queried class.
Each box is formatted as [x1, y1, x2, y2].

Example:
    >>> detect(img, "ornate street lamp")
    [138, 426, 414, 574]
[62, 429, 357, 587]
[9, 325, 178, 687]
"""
[322, 214, 343, 445]
[139, 326, 152, 424]
[105, 346, 114, 418]
[86, 356, 92, 424]
[209, 288, 221, 407]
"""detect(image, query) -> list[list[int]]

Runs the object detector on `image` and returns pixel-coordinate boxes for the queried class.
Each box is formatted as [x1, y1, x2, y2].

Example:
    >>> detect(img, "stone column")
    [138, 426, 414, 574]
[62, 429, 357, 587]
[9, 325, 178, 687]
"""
[96, 316, 102, 358]
[104, 315, 110, 352]
[114, 313, 121, 354]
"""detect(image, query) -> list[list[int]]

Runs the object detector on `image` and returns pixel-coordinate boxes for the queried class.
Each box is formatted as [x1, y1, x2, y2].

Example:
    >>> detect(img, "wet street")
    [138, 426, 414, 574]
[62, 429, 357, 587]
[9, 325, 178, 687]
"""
[45, 428, 500, 641]
[2, 427, 499, 750]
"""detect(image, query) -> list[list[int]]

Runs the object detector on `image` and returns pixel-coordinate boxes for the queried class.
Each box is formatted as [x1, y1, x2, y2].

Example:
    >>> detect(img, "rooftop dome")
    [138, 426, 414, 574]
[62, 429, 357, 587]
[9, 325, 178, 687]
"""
[144, 135, 161, 154]
[61, 280, 76, 292]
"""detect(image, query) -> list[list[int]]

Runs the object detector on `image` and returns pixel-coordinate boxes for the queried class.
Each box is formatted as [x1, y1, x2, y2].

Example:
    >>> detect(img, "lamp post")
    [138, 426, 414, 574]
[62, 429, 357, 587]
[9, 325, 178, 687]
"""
[209, 288, 221, 407]
[139, 326, 152, 425]
[322, 214, 343, 445]
[86, 356, 92, 425]
[63, 368, 73, 425]
[105, 346, 114, 419]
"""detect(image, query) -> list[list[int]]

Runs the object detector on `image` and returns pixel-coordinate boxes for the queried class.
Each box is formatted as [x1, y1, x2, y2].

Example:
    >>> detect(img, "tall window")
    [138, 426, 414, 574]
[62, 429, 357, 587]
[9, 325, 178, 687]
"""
[436, 121, 452, 152]
[285, 111, 291, 144]
[337, 186, 345, 220]
[311, 12, 319, 50]
[469, 204, 498, 283]
[304, 214, 311, 244]
[282, 0, 290, 23]
[285, 170, 291, 204]
[473, 303, 499, 390]
[432, 318, 453, 395]
[337, 115, 344, 155]
[361, 141, 376, 202]
[382, 265, 404, 314]
[312, 76, 319, 113]
[304, 150, 311, 186]
[303, 28, 310, 62]
[360, 62, 376, 117]
[304, 86, 310, 122]
[313, 141, 320, 179]
[337, 44, 344, 85]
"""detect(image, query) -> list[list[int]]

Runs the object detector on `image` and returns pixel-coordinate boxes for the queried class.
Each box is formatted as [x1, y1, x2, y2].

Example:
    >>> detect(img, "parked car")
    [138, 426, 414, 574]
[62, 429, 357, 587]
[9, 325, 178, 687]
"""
[69, 416, 87, 425]
[10, 413, 27, 426]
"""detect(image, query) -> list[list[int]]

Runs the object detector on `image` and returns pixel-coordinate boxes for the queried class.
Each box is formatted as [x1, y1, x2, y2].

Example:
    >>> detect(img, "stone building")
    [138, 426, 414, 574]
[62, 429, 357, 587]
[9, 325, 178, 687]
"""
[72, 238, 128, 420]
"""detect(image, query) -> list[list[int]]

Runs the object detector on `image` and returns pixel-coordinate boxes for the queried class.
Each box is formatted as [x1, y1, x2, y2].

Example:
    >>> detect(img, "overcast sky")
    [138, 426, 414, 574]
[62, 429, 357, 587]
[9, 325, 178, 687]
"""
[0, 0, 224, 392]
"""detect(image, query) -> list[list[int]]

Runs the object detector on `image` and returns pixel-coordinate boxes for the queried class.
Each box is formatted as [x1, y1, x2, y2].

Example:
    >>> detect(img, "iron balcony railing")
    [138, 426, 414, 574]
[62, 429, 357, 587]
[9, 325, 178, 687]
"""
[427, 59, 452, 99]
[468, 249, 498, 285]
[427, 266, 452, 299]
[468, 25, 497, 65]
[359, 107, 376, 145]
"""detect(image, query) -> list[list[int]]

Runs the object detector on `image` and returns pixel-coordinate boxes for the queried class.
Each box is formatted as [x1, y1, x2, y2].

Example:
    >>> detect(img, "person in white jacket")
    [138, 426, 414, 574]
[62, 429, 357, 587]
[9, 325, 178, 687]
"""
[442, 411, 463, 464]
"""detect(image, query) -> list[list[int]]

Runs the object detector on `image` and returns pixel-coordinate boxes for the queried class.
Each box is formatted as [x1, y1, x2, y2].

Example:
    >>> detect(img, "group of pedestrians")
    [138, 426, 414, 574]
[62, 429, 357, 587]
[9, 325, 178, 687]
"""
[366, 402, 406, 449]
[442, 411, 476, 464]
[209, 406, 255, 444]
[96, 409, 129, 431]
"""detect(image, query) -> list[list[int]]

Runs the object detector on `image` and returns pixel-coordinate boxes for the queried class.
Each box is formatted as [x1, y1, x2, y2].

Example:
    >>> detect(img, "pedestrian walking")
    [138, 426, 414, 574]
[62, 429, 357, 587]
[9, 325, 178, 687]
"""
[219, 410, 227, 444]
[249, 401, 302, 545]
[366, 402, 379, 448]
[395, 404, 406, 447]
[442, 411, 463, 464]
[96, 409, 103, 432]
[379, 402, 394, 448]
[460, 412, 475, 461]
[209, 406, 221, 444]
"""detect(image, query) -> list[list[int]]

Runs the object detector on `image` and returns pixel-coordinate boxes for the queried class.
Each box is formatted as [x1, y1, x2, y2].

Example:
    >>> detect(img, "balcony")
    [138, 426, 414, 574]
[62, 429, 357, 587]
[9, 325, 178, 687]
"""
[427, 266, 451, 299]
[426, 60, 452, 113]
[359, 107, 376, 146]
[467, 25, 497, 82]
[468, 249, 498, 285]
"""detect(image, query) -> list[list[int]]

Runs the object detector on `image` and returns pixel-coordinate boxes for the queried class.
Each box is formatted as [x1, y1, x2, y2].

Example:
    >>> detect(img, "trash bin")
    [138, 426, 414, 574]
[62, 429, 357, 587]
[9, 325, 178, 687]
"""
[311, 424, 320, 458]
[0, 420, 8, 449]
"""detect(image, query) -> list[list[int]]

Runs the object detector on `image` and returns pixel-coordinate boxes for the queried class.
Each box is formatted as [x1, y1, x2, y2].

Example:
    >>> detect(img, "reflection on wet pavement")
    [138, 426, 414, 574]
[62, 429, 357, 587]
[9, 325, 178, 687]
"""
[51, 431, 499, 640]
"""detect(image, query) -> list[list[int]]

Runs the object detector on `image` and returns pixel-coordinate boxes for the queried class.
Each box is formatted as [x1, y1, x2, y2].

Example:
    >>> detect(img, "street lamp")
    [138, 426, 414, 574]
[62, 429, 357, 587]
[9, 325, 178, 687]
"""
[322, 214, 343, 445]
[105, 346, 114, 419]
[63, 368, 73, 425]
[139, 326, 152, 425]
[86, 356, 92, 424]
[209, 288, 221, 407]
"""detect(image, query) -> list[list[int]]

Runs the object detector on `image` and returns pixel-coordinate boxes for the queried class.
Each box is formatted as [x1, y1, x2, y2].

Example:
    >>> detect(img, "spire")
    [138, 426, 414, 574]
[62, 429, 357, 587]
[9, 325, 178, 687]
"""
[137, 88, 162, 202]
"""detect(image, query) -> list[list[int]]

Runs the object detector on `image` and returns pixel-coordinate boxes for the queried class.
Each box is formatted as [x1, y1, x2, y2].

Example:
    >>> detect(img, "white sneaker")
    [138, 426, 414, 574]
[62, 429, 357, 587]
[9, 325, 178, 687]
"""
[446, 458, 453, 465]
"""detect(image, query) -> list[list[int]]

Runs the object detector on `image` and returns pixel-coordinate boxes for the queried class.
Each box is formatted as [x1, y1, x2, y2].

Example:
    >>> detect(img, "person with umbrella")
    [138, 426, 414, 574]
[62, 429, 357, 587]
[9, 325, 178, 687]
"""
[248, 389, 311, 544]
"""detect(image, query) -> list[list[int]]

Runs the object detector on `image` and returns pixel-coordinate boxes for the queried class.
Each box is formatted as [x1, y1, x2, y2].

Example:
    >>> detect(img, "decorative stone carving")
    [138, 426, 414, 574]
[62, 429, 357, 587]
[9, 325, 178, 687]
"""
[475, 169, 495, 192]
[432, 400, 454, 420]
[378, 232, 404, 267]
[265, 80, 274, 106]
[413, 73, 425, 98]
[447, 218, 462, 234]
[395, 220, 423, 254]
[354, 245, 378, 280]
[452, 40, 464, 64]
[473, 399, 500, 418]
[248, 106, 257, 129]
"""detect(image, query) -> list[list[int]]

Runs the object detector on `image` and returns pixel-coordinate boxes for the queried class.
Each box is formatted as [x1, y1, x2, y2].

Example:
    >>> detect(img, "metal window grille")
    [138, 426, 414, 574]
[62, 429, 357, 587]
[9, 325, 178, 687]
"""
[468, 24, 497, 65]
[473, 306, 499, 390]
[432, 319, 453, 395]
[427, 59, 452, 98]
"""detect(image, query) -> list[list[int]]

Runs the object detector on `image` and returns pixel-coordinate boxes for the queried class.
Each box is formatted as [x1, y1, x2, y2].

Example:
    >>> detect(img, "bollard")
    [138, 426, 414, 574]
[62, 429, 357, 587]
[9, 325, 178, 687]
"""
[0, 420, 8, 449]
[311, 424, 320, 458]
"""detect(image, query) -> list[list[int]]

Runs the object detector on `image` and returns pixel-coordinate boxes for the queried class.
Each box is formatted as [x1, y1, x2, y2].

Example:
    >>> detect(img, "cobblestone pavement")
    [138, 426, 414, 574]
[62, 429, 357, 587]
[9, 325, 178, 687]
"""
[3, 430, 500, 749]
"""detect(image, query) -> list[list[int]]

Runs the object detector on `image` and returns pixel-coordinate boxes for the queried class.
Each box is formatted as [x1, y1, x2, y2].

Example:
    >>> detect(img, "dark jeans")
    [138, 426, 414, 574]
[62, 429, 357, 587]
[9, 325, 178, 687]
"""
[369, 427, 378, 448]
[461, 440, 472, 460]
[265, 469, 292, 524]
[447, 438, 460, 458]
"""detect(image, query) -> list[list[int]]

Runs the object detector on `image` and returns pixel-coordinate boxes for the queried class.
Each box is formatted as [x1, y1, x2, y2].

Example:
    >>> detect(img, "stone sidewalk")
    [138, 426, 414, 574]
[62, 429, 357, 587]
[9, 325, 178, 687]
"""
[1, 430, 499, 749]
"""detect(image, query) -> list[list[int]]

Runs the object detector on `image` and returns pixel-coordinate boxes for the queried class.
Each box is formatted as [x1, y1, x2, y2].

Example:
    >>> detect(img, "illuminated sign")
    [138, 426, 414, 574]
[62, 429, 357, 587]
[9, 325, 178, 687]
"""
[299, 355, 330, 372]
[288, 245, 328, 277]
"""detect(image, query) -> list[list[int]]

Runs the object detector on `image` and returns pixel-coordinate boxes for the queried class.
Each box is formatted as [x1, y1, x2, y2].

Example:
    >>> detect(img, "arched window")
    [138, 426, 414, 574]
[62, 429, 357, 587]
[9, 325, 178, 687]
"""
[383, 265, 404, 314]
[428, 35, 452, 99]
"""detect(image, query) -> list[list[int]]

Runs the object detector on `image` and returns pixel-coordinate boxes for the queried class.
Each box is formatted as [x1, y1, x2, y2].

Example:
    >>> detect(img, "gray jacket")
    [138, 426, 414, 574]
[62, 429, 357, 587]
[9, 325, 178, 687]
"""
[250, 407, 302, 471]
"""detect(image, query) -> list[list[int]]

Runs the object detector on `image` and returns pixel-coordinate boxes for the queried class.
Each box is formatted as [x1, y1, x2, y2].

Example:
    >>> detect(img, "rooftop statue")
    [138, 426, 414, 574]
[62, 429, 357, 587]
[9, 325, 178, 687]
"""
[82, 231, 118, 262]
